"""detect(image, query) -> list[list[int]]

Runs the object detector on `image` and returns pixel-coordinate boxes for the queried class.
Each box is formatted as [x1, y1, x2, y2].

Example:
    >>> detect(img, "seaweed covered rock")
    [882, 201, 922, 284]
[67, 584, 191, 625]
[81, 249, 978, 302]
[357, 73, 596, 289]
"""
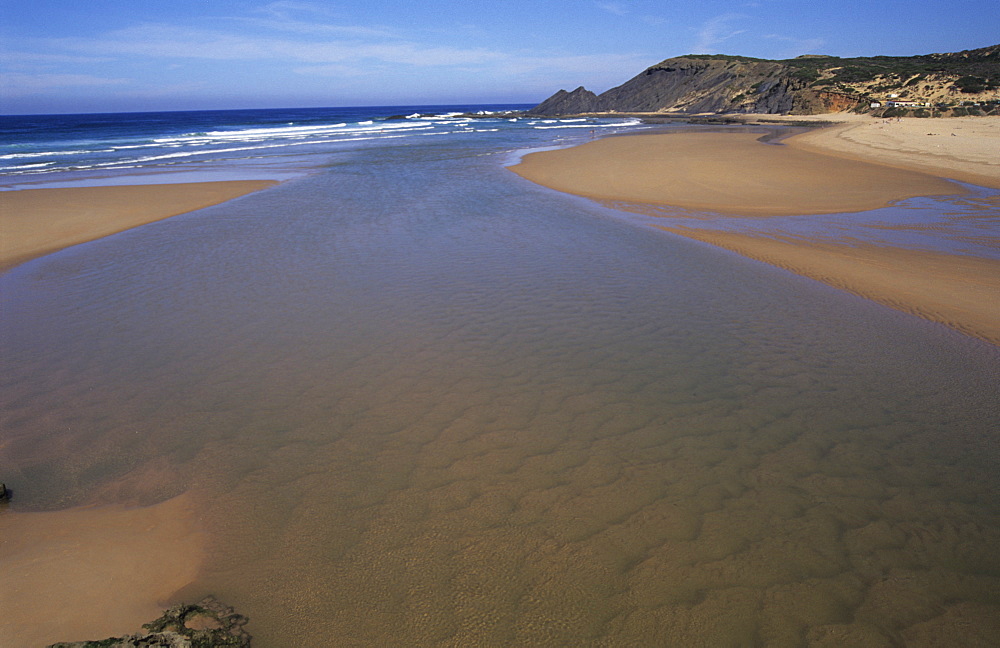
[47, 596, 251, 648]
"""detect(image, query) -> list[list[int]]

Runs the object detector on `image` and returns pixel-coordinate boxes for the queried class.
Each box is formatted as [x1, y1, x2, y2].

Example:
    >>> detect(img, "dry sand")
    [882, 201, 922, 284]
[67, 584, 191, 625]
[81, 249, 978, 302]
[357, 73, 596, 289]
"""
[0, 180, 276, 272]
[0, 493, 206, 647]
[509, 130, 964, 215]
[510, 116, 1000, 345]
[753, 114, 1000, 189]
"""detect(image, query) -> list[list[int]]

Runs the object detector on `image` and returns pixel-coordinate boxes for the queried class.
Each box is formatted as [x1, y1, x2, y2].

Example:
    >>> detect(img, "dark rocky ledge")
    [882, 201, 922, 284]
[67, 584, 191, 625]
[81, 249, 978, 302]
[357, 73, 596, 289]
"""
[47, 597, 251, 648]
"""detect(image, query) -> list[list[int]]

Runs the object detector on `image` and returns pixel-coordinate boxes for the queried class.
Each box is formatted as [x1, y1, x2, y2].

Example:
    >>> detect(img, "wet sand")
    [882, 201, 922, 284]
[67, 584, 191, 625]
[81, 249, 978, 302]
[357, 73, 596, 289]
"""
[658, 227, 1000, 345]
[510, 124, 1000, 345]
[0, 493, 206, 646]
[0, 180, 277, 272]
[0, 179, 271, 642]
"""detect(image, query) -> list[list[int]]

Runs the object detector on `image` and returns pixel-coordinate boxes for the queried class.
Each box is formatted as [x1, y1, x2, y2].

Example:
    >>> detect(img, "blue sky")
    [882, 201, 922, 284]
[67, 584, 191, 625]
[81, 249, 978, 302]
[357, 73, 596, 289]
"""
[1, 0, 996, 114]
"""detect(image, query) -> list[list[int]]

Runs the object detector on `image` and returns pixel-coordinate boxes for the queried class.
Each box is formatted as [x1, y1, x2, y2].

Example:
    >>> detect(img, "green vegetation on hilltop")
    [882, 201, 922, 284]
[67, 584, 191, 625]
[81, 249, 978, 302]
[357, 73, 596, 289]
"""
[682, 54, 769, 63]
[779, 46, 1000, 91]
[667, 46, 999, 96]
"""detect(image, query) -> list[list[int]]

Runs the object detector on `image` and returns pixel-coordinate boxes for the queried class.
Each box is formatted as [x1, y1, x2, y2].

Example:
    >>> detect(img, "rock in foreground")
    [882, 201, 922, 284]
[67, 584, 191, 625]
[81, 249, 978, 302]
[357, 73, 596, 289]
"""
[47, 597, 251, 648]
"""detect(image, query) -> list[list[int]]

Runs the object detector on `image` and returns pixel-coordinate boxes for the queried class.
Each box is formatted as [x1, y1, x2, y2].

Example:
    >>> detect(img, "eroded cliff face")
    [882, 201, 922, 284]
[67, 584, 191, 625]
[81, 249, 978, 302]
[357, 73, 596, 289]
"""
[529, 46, 1000, 116]
[528, 57, 839, 116]
[598, 58, 805, 114]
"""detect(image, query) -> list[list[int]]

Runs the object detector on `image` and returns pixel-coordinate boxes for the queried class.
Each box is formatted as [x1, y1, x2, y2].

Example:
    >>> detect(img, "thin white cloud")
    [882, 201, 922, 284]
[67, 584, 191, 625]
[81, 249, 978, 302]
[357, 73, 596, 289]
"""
[2, 8, 654, 102]
[596, 2, 630, 16]
[1, 72, 129, 96]
[292, 63, 373, 78]
[694, 14, 747, 54]
[123, 81, 215, 99]
[257, 0, 338, 18]
[32, 21, 652, 80]
[296, 50, 648, 85]
[43, 23, 502, 67]
[763, 34, 827, 57]
[0, 51, 114, 67]
[233, 1, 399, 39]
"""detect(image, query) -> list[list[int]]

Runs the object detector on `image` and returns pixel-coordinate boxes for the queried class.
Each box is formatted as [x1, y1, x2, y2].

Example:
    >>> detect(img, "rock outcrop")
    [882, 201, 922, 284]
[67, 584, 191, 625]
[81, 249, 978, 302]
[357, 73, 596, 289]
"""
[47, 597, 251, 648]
[529, 45, 1000, 116]
[530, 86, 602, 115]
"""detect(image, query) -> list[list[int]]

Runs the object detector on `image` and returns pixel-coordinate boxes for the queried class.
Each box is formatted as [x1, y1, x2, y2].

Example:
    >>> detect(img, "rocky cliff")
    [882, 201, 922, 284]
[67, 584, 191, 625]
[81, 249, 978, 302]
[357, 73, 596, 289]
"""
[530, 45, 1000, 116]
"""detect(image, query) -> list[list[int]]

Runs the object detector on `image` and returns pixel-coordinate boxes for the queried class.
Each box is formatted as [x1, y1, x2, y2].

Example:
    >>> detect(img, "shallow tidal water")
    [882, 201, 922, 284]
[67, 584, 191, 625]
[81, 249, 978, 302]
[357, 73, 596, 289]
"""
[2, 130, 999, 646]
[605, 180, 1000, 260]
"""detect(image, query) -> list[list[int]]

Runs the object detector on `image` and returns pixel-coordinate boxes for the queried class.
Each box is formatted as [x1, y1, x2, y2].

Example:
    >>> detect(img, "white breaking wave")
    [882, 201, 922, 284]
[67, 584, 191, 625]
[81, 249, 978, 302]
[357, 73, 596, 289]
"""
[153, 122, 349, 144]
[0, 162, 54, 170]
[533, 119, 642, 130]
[0, 149, 108, 160]
[151, 120, 440, 146]
[13, 129, 435, 173]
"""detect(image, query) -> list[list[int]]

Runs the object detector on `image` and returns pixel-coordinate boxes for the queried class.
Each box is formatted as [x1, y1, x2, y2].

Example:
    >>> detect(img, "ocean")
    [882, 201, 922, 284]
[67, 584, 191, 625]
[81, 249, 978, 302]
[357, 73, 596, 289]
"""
[0, 104, 642, 189]
[1, 105, 998, 646]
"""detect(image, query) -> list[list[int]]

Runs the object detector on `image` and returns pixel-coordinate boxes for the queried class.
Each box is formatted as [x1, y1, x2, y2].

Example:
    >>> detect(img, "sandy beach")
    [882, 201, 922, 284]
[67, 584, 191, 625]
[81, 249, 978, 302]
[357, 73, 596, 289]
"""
[0, 493, 206, 647]
[0, 180, 277, 272]
[749, 113, 1000, 189]
[510, 116, 1000, 345]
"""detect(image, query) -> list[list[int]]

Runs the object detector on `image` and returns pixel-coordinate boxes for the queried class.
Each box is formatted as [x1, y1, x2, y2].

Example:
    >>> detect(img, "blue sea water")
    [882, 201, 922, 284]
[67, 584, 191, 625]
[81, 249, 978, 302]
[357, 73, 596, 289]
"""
[0, 104, 644, 189]
[1, 105, 998, 646]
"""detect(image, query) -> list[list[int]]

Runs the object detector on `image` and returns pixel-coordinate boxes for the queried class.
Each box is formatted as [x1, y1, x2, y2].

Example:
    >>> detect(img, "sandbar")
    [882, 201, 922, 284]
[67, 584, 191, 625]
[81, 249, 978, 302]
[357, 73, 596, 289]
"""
[509, 118, 1000, 345]
[0, 180, 277, 272]
[661, 227, 1000, 345]
[509, 131, 964, 215]
[0, 493, 206, 647]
